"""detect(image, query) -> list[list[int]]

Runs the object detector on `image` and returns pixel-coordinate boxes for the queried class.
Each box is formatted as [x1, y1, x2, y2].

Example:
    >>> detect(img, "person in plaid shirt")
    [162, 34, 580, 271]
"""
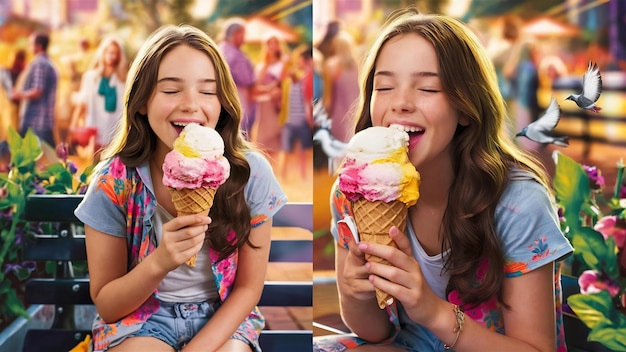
[12, 32, 58, 147]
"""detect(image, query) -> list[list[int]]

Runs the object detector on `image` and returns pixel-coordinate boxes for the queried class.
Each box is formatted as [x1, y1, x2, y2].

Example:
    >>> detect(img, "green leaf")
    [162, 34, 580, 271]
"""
[569, 227, 608, 272]
[14, 268, 31, 281]
[3, 289, 29, 319]
[588, 326, 626, 351]
[8, 127, 43, 170]
[79, 164, 95, 184]
[40, 163, 73, 193]
[568, 292, 615, 329]
[603, 236, 619, 280]
[0, 280, 10, 295]
[553, 151, 591, 228]
[45, 261, 56, 275]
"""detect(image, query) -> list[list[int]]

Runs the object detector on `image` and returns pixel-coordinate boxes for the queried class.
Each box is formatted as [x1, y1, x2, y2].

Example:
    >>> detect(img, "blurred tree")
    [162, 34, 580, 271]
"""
[209, 0, 279, 20]
[118, 0, 208, 34]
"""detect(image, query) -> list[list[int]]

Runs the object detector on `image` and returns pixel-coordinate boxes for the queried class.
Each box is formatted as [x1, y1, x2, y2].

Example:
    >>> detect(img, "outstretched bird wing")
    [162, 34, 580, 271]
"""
[530, 96, 561, 134]
[582, 61, 602, 103]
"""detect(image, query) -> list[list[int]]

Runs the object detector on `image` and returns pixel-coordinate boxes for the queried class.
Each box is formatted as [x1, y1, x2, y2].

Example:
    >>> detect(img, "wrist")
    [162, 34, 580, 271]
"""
[442, 304, 465, 350]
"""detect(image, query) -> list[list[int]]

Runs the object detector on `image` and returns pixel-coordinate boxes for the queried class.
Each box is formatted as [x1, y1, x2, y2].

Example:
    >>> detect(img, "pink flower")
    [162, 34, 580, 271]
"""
[583, 164, 605, 192]
[578, 270, 620, 297]
[594, 215, 626, 249]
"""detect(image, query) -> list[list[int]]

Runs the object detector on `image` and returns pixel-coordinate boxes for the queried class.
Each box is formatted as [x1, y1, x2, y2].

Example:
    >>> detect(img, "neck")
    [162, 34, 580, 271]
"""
[103, 66, 115, 77]
[415, 160, 454, 209]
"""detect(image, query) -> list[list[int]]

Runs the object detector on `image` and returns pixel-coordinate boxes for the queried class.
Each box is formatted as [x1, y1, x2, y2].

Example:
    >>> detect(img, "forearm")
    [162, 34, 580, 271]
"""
[185, 286, 261, 351]
[337, 284, 395, 342]
[14, 88, 42, 100]
[425, 304, 548, 352]
[70, 104, 85, 128]
[93, 253, 167, 323]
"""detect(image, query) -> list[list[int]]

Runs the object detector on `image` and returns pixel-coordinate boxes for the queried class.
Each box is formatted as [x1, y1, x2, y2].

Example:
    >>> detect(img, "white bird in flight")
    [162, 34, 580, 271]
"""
[516, 96, 569, 147]
[565, 61, 602, 113]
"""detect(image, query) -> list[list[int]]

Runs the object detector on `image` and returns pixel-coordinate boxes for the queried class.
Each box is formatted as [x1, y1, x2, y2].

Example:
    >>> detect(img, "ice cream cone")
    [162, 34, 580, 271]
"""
[352, 198, 408, 309]
[168, 187, 216, 267]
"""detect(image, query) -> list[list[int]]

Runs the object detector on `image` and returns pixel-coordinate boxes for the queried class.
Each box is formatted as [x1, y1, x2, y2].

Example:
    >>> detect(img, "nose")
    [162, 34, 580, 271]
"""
[179, 91, 199, 112]
[391, 87, 416, 113]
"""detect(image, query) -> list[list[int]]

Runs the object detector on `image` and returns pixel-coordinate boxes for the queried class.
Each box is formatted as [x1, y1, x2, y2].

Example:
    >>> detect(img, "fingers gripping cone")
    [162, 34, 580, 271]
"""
[168, 187, 216, 266]
[352, 198, 408, 309]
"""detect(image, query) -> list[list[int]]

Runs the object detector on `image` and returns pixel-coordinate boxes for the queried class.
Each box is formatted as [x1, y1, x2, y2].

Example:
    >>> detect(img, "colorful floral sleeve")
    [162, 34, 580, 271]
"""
[329, 179, 357, 249]
[243, 151, 288, 228]
[74, 157, 129, 238]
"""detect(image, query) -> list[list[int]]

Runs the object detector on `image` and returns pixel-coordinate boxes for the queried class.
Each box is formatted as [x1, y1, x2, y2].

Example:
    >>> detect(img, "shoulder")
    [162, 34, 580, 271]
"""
[244, 150, 272, 172]
[498, 169, 553, 214]
[90, 157, 136, 205]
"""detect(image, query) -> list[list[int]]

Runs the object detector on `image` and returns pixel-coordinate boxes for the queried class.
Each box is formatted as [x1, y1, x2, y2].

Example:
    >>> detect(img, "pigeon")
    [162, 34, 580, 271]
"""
[516, 96, 569, 147]
[565, 61, 602, 113]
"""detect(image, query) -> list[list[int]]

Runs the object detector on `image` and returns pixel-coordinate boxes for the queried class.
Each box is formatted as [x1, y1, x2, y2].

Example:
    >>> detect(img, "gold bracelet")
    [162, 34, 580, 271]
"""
[443, 305, 465, 350]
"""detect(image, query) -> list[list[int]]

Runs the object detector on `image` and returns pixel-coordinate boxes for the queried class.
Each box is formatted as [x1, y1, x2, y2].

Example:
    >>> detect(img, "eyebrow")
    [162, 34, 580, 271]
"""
[374, 70, 439, 78]
[157, 77, 217, 83]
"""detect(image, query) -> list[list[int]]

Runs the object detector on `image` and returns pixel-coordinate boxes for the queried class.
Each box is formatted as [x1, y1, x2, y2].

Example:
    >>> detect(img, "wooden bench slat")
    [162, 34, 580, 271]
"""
[25, 279, 313, 308]
[258, 330, 312, 351]
[25, 278, 91, 305]
[23, 237, 87, 261]
[259, 282, 312, 307]
[23, 194, 84, 222]
[23, 329, 314, 352]
[268, 239, 312, 263]
[272, 202, 312, 231]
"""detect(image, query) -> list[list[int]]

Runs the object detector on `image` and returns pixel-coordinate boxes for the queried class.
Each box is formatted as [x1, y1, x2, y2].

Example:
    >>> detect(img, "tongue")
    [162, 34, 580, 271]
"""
[407, 131, 422, 150]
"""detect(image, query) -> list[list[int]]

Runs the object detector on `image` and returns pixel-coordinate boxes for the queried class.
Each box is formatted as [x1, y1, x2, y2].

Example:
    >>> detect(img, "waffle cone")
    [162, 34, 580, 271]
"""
[168, 187, 216, 267]
[352, 198, 408, 309]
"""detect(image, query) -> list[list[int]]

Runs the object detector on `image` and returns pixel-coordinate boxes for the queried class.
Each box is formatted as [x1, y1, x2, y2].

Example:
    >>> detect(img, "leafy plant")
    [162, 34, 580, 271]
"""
[0, 127, 93, 327]
[553, 151, 626, 350]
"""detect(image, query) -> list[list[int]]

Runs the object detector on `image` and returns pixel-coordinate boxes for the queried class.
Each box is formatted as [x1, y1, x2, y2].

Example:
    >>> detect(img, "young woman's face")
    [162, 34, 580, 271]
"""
[370, 33, 467, 167]
[103, 42, 121, 67]
[144, 45, 221, 156]
[266, 37, 279, 54]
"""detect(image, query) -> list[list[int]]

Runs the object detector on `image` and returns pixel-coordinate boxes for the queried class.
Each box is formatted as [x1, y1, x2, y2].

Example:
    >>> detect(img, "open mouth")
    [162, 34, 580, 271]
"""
[172, 122, 200, 134]
[390, 124, 424, 150]
[407, 130, 423, 150]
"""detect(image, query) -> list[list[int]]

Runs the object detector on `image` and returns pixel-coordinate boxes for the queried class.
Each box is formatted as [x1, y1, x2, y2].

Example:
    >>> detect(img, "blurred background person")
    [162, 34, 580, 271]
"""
[8, 49, 27, 130]
[315, 20, 340, 59]
[277, 46, 313, 181]
[67, 38, 95, 97]
[253, 33, 289, 163]
[11, 32, 58, 148]
[69, 35, 128, 158]
[322, 31, 359, 145]
[487, 15, 524, 131]
[511, 40, 541, 151]
[219, 17, 256, 140]
[487, 14, 539, 146]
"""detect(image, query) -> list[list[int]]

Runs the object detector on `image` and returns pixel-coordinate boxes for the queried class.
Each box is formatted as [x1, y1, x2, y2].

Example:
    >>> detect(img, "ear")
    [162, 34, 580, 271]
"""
[458, 114, 470, 127]
[138, 106, 147, 115]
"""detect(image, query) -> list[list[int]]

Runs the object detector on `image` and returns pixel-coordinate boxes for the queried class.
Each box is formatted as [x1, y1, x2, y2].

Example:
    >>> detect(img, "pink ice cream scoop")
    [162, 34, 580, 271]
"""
[338, 125, 419, 206]
[162, 123, 230, 190]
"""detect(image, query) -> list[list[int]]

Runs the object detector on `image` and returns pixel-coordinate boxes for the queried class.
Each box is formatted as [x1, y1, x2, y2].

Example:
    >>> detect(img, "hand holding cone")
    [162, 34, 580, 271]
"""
[168, 187, 217, 266]
[353, 198, 408, 308]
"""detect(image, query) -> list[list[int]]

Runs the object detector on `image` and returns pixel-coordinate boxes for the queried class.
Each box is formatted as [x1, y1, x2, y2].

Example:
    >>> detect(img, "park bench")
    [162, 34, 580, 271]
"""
[21, 194, 312, 352]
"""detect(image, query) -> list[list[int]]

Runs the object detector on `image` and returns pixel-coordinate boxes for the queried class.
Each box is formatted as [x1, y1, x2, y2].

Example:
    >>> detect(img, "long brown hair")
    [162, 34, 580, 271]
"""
[102, 25, 254, 261]
[354, 8, 552, 307]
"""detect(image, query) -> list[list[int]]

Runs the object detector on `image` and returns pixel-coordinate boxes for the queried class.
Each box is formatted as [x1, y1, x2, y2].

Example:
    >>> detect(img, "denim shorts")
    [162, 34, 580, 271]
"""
[108, 300, 255, 351]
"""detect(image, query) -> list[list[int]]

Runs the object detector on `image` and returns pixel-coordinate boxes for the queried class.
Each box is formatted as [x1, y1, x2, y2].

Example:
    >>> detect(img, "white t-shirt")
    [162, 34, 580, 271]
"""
[153, 203, 219, 302]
